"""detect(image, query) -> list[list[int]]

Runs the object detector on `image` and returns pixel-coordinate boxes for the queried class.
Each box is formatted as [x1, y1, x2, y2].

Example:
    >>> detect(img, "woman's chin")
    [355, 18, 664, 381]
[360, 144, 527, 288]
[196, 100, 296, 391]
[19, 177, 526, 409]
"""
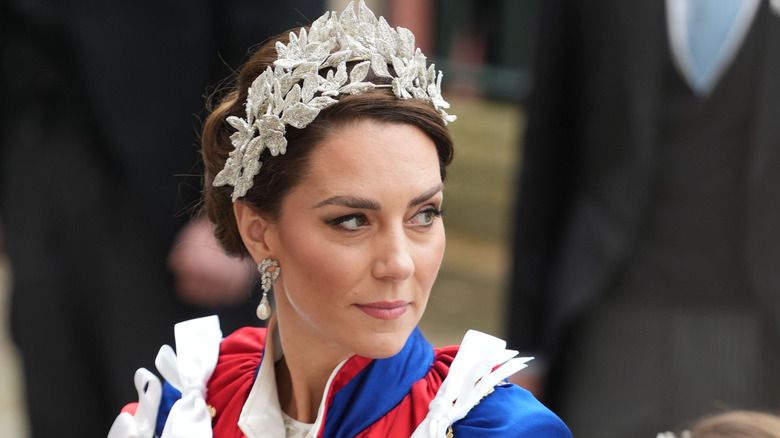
[354, 330, 412, 359]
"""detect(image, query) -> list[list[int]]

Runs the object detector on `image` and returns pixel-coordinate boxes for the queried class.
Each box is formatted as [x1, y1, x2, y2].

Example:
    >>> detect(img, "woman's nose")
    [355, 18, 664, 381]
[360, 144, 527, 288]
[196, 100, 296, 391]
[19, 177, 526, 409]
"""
[371, 228, 415, 281]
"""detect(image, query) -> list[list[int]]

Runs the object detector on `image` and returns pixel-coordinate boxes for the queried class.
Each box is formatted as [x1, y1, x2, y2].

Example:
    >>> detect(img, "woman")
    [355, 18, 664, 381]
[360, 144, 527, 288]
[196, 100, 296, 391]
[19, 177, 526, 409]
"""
[108, 2, 571, 437]
[658, 410, 780, 438]
[690, 411, 780, 438]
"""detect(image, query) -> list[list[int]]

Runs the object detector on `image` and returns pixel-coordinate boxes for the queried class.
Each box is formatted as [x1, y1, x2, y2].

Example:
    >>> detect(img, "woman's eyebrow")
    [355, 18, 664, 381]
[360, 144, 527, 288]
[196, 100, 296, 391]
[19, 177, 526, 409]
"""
[408, 183, 444, 208]
[313, 196, 380, 210]
[313, 183, 443, 210]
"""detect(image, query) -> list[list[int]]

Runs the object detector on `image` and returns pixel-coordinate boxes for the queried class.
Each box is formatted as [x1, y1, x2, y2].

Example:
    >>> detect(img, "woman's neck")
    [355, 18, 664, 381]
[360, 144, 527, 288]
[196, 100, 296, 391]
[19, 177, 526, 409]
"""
[274, 318, 351, 423]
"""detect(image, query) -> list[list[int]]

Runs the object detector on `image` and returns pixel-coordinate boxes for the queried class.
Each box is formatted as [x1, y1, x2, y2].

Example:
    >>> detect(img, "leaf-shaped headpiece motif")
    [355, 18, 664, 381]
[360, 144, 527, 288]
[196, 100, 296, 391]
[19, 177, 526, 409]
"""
[213, 0, 456, 201]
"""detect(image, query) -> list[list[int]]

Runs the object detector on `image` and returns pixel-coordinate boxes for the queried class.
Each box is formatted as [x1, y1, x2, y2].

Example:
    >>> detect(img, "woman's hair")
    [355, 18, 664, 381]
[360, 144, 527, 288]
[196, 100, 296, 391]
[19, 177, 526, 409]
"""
[201, 30, 455, 257]
[690, 410, 780, 438]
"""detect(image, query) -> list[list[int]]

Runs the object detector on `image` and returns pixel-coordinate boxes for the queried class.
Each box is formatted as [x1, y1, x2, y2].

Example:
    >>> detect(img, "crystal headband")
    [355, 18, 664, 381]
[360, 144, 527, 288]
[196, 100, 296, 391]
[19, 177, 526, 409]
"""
[212, 0, 457, 201]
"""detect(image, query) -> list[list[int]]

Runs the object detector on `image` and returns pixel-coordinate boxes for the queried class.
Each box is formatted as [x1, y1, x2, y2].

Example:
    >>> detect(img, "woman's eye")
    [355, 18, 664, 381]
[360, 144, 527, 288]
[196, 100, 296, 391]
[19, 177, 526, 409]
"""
[410, 207, 443, 226]
[330, 214, 368, 231]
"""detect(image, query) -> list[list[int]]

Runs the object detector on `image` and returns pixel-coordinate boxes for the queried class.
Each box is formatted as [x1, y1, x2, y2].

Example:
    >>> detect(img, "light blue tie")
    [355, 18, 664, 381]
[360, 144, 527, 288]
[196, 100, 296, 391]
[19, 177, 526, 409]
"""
[686, 0, 742, 94]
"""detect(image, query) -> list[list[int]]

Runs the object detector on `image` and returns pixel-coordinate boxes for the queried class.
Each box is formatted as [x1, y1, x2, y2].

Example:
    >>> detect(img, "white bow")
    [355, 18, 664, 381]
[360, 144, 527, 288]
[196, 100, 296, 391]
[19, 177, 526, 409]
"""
[411, 330, 532, 438]
[155, 316, 223, 438]
[107, 368, 163, 438]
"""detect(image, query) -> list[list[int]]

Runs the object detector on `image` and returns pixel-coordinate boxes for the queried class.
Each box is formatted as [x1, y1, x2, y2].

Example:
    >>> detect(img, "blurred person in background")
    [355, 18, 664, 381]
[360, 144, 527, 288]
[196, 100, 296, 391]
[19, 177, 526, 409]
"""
[506, 0, 780, 436]
[685, 410, 780, 438]
[0, 0, 324, 435]
[658, 410, 780, 438]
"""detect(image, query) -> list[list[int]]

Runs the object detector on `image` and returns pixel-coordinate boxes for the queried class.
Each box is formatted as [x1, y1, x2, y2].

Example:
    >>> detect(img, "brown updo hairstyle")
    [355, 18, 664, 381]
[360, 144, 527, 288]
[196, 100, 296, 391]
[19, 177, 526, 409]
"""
[202, 29, 455, 258]
[690, 410, 780, 438]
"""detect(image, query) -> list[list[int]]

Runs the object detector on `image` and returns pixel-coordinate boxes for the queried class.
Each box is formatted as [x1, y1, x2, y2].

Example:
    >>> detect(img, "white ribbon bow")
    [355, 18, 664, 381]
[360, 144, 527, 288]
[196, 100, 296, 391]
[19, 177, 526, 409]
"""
[107, 368, 163, 438]
[155, 316, 223, 438]
[411, 330, 532, 438]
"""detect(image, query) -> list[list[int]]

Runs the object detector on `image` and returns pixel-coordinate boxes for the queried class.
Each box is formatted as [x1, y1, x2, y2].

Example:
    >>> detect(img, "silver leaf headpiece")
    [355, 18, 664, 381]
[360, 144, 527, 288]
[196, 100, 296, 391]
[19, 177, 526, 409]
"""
[212, 0, 457, 201]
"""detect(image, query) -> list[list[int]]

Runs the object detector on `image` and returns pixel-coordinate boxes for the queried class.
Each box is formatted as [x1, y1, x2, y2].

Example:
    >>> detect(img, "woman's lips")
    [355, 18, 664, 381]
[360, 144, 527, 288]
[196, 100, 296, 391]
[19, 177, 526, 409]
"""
[356, 301, 410, 320]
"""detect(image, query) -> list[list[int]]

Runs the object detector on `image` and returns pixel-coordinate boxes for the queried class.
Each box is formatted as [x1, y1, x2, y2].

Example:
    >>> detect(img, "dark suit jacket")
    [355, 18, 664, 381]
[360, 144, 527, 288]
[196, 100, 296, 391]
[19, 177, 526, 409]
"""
[506, 0, 780, 362]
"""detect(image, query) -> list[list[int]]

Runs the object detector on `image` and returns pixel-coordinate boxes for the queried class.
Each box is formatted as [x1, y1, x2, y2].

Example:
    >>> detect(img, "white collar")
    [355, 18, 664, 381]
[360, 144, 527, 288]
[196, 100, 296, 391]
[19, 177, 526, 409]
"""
[237, 319, 347, 438]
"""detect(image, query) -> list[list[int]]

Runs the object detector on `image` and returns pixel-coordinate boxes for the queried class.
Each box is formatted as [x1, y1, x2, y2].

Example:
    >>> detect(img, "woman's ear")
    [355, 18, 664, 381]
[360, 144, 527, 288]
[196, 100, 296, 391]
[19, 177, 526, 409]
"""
[233, 201, 274, 261]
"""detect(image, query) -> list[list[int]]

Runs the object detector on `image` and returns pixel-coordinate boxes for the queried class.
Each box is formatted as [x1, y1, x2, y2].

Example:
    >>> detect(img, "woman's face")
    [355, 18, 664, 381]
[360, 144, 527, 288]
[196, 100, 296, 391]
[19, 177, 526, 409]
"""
[266, 119, 445, 361]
